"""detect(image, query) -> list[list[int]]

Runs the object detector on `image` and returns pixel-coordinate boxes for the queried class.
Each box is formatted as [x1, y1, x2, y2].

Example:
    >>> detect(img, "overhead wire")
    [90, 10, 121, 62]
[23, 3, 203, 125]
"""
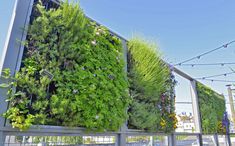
[177, 62, 235, 67]
[195, 71, 235, 79]
[172, 41, 235, 84]
[174, 40, 235, 66]
[197, 78, 235, 83]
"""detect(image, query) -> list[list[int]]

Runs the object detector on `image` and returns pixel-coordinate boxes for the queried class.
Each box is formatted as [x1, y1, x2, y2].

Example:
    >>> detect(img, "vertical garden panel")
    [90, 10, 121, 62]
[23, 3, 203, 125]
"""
[196, 82, 226, 134]
[1, 1, 130, 132]
[127, 37, 177, 133]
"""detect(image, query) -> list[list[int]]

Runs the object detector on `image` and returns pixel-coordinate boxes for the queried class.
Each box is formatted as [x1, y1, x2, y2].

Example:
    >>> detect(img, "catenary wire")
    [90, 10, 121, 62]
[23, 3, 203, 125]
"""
[195, 71, 235, 79]
[177, 62, 235, 67]
[197, 78, 235, 83]
[174, 40, 235, 66]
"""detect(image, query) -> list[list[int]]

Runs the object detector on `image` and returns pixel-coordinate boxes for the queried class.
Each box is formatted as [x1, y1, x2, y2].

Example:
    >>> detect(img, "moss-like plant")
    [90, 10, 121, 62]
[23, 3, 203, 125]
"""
[127, 37, 177, 132]
[196, 82, 226, 134]
[1, 1, 130, 131]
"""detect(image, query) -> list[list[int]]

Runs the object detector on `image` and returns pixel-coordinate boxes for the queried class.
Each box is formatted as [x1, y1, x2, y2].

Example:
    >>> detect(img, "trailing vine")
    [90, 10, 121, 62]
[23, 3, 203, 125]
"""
[1, 1, 130, 131]
[127, 37, 177, 132]
[196, 82, 226, 134]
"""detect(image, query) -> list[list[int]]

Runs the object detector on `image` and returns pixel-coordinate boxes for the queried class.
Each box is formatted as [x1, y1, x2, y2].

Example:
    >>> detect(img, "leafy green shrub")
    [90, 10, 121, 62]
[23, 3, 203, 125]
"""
[1, 1, 130, 131]
[127, 37, 177, 132]
[196, 82, 226, 134]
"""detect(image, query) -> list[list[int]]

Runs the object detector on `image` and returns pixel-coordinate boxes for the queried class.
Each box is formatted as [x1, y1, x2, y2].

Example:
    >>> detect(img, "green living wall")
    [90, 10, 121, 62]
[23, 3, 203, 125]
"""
[1, 1, 178, 133]
[127, 37, 177, 133]
[1, 2, 130, 131]
[196, 82, 226, 134]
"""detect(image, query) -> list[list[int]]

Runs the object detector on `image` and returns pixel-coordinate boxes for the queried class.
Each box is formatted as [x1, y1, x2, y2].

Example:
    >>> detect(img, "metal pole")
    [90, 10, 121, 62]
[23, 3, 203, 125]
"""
[0, 131, 6, 145]
[149, 136, 153, 146]
[213, 134, 219, 146]
[115, 39, 128, 146]
[227, 85, 235, 125]
[116, 131, 126, 146]
[190, 80, 203, 146]
[225, 134, 231, 146]
[197, 134, 203, 146]
[223, 111, 232, 146]
[168, 133, 176, 146]
[190, 80, 202, 133]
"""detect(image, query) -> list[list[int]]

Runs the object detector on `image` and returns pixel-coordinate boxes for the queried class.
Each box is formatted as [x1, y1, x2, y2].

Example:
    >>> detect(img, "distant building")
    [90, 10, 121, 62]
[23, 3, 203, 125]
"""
[176, 112, 195, 132]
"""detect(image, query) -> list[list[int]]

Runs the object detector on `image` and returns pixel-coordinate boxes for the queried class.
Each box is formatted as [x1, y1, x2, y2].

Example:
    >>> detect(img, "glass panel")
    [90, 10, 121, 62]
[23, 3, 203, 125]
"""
[202, 135, 216, 146]
[152, 136, 168, 146]
[126, 135, 168, 146]
[4, 135, 116, 145]
[126, 136, 151, 146]
[176, 135, 198, 146]
[83, 136, 115, 144]
[174, 74, 196, 133]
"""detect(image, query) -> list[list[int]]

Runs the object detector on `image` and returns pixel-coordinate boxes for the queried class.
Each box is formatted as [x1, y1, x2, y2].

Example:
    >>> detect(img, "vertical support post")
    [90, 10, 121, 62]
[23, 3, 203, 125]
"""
[121, 39, 128, 73]
[168, 133, 176, 146]
[227, 85, 235, 125]
[197, 134, 203, 146]
[225, 134, 231, 146]
[164, 135, 168, 145]
[190, 80, 203, 146]
[213, 134, 219, 146]
[226, 85, 234, 146]
[149, 136, 153, 146]
[0, 131, 5, 145]
[115, 39, 128, 146]
[226, 136, 230, 146]
[116, 131, 126, 146]
[190, 80, 202, 133]
[0, 0, 34, 126]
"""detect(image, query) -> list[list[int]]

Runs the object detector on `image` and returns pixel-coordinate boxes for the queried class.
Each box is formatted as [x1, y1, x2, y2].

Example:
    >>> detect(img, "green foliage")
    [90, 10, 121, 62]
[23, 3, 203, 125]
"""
[196, 82, 226, 134]
[2, 1, 130, 131]
[0, 69, 37, 130]
[127, 37, 177, 132]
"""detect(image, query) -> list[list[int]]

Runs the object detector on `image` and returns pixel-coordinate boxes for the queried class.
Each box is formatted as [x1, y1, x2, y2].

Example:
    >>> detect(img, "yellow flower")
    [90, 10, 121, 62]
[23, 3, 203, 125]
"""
[168, 113, 178, 129]
[160, 118, 166, 128]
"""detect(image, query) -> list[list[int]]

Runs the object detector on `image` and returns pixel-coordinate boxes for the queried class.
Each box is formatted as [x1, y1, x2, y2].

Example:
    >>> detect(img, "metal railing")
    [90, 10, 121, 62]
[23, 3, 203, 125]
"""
[0, 125, 234, 146]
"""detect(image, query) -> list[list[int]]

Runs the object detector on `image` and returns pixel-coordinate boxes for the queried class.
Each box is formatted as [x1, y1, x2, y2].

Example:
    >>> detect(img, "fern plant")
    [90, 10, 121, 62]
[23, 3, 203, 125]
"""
[127, 37, 177, 132]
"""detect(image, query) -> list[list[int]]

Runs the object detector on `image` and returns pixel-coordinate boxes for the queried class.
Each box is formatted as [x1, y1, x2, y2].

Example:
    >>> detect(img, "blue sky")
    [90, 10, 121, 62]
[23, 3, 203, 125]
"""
[1, 0, 235, 115]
